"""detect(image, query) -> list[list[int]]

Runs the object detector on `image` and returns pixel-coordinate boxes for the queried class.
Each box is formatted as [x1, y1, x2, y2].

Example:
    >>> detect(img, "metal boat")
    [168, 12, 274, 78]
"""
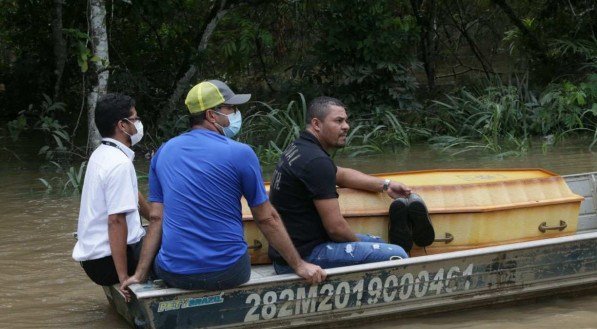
[106, 170, 597, 328]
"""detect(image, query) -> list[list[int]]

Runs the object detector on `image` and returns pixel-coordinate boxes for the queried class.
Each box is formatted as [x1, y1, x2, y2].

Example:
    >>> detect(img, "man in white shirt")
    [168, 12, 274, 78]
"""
[72, 93, 150, 293]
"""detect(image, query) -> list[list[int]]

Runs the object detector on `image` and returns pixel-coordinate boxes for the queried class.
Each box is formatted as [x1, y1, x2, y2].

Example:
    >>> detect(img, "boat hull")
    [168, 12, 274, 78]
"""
[105, 171, 597, 328]
[117, 232, 597, 328]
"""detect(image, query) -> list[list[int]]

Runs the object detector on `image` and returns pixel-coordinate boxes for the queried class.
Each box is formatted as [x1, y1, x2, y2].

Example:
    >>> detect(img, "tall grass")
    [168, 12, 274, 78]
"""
[428, 74, 597, 156]
[340, 107, 430, 157]
[240, 96, 425, 163]
[38, 161, 87, 194]
[239, 93, 308, 164]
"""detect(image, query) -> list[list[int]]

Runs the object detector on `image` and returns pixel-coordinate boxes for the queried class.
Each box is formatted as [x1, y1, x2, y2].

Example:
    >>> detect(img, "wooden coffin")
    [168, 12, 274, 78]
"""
[242, 169, 584, 264]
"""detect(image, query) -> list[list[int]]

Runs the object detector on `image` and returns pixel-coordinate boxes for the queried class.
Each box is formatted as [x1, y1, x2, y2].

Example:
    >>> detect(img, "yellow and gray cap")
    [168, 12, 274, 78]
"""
[185, 80, 251, 114]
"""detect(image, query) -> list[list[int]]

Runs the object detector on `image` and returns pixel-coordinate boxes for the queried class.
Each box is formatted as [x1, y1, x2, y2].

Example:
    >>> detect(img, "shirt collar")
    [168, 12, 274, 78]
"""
[299, 130, 330, 156]
[102, 137, 135, 160]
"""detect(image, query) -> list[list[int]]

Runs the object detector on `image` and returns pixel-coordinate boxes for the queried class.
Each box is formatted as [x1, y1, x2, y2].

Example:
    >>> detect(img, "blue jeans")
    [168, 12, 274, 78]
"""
[154, 251, 251, 290]
[274, 234, 408, 274]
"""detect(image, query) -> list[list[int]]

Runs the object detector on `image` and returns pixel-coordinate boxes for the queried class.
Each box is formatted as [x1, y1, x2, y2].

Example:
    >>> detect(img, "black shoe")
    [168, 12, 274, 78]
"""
[407, 193, 435, 247]
[388, 198, 412, 252]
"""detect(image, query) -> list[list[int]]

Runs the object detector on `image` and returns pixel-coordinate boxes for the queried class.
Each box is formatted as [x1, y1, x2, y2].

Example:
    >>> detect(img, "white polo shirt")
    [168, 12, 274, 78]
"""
[72, 138, 146, 261]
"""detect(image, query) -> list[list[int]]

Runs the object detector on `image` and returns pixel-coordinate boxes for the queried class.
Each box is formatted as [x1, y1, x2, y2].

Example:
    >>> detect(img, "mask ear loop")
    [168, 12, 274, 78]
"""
[209, 109, 226, 135]
[120, 118, 135, 138]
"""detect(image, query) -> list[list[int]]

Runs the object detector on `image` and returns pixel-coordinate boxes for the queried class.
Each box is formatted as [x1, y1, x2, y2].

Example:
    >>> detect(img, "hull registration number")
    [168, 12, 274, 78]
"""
[244, 263, 474, 322]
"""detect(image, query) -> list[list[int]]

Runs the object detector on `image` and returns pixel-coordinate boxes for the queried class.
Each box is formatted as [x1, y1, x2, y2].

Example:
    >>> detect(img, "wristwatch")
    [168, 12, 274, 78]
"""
[382, 179, 391, 192]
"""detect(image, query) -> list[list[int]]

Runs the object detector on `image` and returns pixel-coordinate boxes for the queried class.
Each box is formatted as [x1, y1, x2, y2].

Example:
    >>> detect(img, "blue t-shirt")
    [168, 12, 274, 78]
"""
[149, 129, 268, 274]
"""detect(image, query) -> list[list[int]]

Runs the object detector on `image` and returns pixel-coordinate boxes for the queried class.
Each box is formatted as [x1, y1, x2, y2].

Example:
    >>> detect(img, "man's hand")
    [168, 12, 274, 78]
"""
[119, 274, 145, 303]
[386, 181, 411, 199]
[294, 261, 327, 285]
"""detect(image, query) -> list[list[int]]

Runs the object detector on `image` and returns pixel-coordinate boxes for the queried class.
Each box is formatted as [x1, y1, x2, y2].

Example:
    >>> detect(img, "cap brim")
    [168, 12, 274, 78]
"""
[225, 94, 251, 105]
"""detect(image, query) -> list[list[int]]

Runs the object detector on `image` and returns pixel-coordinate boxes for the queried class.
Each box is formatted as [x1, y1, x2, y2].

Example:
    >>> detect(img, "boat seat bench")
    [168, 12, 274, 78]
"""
[125, 265, 283, 299]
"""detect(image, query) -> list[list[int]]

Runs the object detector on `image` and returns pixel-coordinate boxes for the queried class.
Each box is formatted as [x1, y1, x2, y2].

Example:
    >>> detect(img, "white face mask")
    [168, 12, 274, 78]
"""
[215, 110, 242, 138]
[123, 119, 144, 146]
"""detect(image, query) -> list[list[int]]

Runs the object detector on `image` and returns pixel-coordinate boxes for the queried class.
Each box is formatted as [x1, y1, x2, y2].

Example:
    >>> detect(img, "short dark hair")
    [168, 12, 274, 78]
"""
[306, 96, 346, 124]
[95, 93, 135, 137]
[189, 111, 208, 127]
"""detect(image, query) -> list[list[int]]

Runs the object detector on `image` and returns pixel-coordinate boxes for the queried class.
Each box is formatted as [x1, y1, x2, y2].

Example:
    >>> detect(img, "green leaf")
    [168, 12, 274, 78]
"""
[38, 145, 50, 155]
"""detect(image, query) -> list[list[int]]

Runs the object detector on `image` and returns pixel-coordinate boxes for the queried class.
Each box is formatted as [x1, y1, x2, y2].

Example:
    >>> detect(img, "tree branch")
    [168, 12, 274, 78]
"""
[491, 0, 547, 60]
[160, 0, 233, 121]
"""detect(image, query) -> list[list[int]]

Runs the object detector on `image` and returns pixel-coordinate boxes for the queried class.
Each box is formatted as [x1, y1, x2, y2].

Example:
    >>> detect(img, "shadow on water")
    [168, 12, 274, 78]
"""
[0, 135, 595, 328]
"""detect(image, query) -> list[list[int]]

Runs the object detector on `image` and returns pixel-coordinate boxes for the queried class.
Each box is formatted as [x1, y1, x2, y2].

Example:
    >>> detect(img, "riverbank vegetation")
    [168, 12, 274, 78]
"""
[0, 0, 595, 191]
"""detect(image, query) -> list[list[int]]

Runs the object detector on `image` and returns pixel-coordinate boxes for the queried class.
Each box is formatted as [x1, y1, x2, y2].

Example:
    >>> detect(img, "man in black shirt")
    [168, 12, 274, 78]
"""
[269, 96, 434, 273]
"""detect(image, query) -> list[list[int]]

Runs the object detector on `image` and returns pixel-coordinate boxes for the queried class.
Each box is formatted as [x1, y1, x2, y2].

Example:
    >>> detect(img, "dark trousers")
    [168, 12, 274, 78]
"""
[154, 251, 251, 291]
[80, 239, 144, 286]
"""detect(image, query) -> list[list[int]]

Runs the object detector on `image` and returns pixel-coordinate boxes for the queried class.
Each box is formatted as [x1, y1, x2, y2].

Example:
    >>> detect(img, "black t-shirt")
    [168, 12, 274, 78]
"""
[268, 131, 339, 263]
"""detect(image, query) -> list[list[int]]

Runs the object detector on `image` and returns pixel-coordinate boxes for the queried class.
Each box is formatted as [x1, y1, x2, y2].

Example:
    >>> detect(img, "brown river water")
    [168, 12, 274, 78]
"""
[0, 137, 596, 328]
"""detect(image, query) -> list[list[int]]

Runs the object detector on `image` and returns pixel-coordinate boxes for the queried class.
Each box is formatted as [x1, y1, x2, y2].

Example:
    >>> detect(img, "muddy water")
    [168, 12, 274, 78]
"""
[0, 138, 596, 328]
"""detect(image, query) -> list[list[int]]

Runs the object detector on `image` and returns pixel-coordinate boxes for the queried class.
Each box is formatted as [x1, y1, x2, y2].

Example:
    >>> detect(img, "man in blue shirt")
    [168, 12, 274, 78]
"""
[121, 80, 325, 295]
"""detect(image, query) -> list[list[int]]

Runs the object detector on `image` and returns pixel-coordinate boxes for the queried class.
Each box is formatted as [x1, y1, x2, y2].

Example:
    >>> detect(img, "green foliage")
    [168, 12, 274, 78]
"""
[5, 93, 89, 194]
[64, 161, 86, 192]
[7, 94, 72, 160]
[240, 94, 426, 163]
[2, 0, 596, 166]
[429, 74, 597, 155]
[239, 93, 308, 165]
[31, 94, 73, 160]
[149, 112, 190, 149]
[537, 74, 597, 145]
[304, 0, 421, 113]
[220, 17, 274, 70]
[6, 111, 27, 141]
[38, 161, 86, 194]
[63, 28, 100, 73]
[340, 107, 431, 157]
[500, 0, 596, 83]
[430, 83, 530, 150]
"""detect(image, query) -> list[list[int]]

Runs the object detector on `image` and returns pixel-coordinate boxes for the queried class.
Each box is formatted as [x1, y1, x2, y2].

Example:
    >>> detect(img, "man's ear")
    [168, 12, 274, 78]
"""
[116, 119, 126, 133]
[205, 109, 217, 123]
[311, 117, 321, 132]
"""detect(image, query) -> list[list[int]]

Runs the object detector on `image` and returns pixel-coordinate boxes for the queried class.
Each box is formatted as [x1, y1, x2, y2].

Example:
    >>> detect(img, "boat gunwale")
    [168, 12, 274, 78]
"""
[131, 230, 597, 299]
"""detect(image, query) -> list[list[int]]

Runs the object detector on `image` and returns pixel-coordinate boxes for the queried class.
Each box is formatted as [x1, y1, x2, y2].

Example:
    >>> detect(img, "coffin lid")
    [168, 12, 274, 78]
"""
[241, 169, 584, 220]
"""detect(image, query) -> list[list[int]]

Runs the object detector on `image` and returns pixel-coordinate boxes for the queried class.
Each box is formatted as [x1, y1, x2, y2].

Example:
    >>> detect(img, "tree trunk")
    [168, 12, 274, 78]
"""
[410, 0, 437, 92]
[87, 0, 109, 151]
[160, 0, 230, 122]
[449, 1, 494, 79]
[51, 0, 67, 101]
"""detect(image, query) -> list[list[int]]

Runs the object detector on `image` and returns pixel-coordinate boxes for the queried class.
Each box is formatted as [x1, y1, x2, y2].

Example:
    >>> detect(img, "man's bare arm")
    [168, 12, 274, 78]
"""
[313, 198, 359, 242]
[108, 213, 129, 283]
[138, 192, 151, 220]
[251, 201, 326, 284]
[336, 166, 411, 198]
[120, 203, 163, 301]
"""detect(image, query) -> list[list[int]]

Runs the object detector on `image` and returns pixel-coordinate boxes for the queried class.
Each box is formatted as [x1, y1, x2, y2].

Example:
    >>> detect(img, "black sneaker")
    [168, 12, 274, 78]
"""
[388, 198, 412, 252]
[407, 193, 435, 247]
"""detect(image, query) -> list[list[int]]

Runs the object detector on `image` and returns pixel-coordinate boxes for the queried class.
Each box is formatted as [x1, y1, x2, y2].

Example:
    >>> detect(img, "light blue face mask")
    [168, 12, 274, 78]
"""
[215, 110, 242, 138]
